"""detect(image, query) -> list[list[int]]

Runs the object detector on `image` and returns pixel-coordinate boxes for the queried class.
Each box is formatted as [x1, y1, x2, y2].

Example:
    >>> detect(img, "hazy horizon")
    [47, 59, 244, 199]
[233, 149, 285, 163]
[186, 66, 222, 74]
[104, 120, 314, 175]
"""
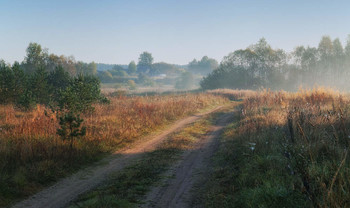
[1, 0, 350, 65]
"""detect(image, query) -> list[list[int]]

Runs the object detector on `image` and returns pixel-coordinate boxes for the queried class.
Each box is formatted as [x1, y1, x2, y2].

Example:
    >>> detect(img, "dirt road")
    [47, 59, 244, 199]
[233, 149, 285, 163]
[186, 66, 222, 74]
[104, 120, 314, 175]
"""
[12, 106, 223, 208]
[143, 111, 234, 208]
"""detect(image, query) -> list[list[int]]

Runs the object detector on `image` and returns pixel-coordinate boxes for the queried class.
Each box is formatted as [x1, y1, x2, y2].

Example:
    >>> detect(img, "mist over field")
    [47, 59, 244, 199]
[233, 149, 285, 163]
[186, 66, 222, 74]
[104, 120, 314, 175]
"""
[1, 1, 350, 208]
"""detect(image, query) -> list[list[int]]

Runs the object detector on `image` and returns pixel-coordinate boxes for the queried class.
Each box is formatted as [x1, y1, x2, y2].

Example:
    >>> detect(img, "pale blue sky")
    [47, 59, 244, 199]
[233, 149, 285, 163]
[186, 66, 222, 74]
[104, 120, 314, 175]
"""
[1, 0, 350, 64]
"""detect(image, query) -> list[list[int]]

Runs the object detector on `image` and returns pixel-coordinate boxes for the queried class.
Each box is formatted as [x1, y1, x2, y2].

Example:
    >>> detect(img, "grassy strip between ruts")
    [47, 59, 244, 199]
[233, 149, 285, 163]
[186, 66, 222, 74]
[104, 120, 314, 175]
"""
[68, 108, 223, 208]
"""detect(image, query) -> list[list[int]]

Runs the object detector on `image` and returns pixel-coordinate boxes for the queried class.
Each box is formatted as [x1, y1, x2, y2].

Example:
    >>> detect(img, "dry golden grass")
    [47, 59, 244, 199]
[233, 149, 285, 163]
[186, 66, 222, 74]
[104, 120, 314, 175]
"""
[0, 93, 228, 207]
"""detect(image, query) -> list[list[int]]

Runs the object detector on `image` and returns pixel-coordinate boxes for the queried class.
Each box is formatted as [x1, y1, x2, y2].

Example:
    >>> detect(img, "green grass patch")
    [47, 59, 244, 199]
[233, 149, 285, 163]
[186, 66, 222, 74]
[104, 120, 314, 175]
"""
[195, 106, 311, 208]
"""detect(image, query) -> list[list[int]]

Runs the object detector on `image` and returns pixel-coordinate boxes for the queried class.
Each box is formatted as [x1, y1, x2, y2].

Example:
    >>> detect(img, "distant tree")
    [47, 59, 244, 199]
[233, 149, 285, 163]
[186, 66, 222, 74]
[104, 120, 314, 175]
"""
[110, 66, 127, 77]
[175, 71, 194, 89]
[318, 36, 334, 59]
[137, 52, 153, 73]
[23, 42, 48, 74]
[137, 73, 155, 86]
[30, 67, 51, 105]
[151, 62, 180, 76]
[188, 56, 218, 75]
[99, 71, 113, 82]
[11, 62, 28, 102]
[48, 66, 71, 102]
[47, 54, 77, 75]
[0, 61, 15, 103]
[76, 61, 97, 76]
[128, 61, 137, 74]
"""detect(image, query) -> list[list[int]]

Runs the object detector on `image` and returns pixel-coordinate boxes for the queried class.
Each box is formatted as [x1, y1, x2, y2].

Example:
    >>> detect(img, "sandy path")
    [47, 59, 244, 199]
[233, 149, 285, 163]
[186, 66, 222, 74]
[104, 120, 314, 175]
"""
[143, 111, 233, 208]
[12, 106, 223, 208]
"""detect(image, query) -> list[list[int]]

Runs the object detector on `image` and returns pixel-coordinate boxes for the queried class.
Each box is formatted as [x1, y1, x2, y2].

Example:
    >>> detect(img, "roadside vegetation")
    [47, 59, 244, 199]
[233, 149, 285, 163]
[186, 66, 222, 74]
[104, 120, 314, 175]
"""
[0, 93, 227, 207]
[69, 114, 216, 208]
[200, 88, 350, 207]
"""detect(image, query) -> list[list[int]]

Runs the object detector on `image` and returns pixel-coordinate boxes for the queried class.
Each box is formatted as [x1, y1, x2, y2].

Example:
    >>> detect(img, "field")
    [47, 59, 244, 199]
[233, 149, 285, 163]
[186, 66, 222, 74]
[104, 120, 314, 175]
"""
[200, 88, 350, 207]
[3, 88, 350, 208]
[0, 93, 227, 207]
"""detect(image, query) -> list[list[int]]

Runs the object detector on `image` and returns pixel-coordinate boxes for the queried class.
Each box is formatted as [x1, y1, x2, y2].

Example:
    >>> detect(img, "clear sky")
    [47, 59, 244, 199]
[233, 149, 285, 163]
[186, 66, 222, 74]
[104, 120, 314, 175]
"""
[1, 0, 350, 65]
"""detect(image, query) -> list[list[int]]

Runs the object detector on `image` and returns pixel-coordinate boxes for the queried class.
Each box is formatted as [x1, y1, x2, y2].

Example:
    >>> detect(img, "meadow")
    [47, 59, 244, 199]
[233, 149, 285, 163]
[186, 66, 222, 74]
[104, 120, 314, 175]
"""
[202, 88, 350, 207]
[0, 92, 227, 207]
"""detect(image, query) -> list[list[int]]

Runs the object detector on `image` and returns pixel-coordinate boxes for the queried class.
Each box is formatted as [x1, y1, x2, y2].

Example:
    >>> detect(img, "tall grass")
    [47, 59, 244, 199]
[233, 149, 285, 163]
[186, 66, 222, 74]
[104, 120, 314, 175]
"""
[202, 88, 350, 207]
[0, 93, 228, 207]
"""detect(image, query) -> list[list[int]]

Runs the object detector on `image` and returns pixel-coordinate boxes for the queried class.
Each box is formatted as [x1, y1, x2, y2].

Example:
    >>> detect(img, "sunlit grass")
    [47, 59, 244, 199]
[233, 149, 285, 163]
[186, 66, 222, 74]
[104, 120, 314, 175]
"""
[200, 88, 350, 207]
[0, 93, 228, 207]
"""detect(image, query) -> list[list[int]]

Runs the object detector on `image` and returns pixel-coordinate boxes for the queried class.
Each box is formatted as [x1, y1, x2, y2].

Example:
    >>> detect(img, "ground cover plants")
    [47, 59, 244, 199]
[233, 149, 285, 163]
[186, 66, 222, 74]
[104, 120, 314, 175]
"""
[202, 88, 350, 207]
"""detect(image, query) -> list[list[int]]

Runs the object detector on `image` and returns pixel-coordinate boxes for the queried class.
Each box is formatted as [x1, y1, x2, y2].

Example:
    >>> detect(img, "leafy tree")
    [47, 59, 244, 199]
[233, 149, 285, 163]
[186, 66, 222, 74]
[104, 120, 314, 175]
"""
[110, 68, 127, 77]
[175, 71, 194, 89]
[23, 42, 48, 74]
[98, 71, 113, 83]
[188, 56, 218, 75]
[75, 61, 97, 76]
[128, 61, 137, 74]
[137, 73, 155, 86]
[151, 62, 180, 76]
[137, 52, 153, 73]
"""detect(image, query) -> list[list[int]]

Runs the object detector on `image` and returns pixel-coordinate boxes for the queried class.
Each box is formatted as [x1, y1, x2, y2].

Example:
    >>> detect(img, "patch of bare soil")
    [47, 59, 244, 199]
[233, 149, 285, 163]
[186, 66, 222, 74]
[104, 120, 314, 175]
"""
[143, 111, 234, 208]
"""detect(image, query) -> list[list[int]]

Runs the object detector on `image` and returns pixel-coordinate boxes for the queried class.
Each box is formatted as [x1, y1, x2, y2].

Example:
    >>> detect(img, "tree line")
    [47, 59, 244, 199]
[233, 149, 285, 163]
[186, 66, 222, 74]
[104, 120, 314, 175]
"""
[201, 36, 350, 91]
[0, 43, 106, 109]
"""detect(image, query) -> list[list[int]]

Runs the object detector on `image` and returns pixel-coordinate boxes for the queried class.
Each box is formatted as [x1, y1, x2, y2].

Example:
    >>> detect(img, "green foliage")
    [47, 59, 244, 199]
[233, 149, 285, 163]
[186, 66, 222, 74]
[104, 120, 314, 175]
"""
[128, 61, 137, 74]
[109, 68, 127, 77]
[15, 89, 36, 111]
[188, 56, 218, 75]
[137, 51, 153, 73]
[47, 66, 71, 102]
[175, 71, 194, 89]
[76, 61, 97, 76]
[58, 75, 105, 114]
[201, 65, 262, 90]
[137, 73, 155, 86]
[151, 62, 181, 76]
[29, 67, 51, 105]
[201, 36, 350, 91]
[57, 112, 86, 149]
[98, 71, 113, 83]
[23, 42, 48, 74]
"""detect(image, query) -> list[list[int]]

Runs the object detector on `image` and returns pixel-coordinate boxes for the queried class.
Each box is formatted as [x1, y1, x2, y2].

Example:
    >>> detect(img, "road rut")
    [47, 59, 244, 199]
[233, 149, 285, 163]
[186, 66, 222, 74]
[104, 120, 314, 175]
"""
[12, 106, 223, 208]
